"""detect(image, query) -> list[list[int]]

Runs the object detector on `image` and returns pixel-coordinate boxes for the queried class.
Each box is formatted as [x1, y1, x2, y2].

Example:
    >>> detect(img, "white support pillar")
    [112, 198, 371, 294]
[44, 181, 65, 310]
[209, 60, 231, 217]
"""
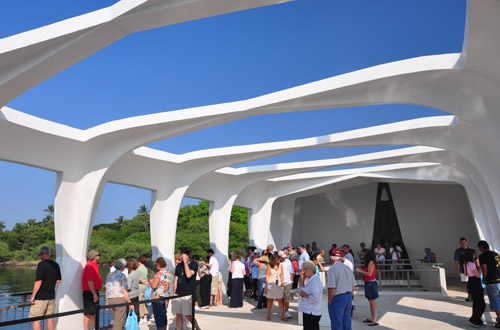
[53, 170, 106, 330]
[248, 197, 277, 250]
[269, 196, 296, 249]
[208, 196, 238, 301]
[150, 186, 188, 270]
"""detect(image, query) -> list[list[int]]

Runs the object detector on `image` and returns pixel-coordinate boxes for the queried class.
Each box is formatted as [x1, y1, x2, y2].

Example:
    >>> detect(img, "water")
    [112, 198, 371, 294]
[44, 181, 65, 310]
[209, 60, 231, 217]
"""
[0, 265, 111, 329]
[0, 266, 36, 305]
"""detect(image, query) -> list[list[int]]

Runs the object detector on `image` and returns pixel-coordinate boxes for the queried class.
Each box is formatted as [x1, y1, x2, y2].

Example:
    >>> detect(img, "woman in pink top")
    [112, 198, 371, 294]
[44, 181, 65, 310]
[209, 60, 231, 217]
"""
[356, 252, 378, 326]
[464, 249, 485, 327]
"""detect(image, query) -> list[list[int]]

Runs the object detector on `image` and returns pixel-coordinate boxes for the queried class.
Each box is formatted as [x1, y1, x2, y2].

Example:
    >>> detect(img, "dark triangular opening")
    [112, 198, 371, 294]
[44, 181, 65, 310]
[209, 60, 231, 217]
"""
[371, 182, 409, 258]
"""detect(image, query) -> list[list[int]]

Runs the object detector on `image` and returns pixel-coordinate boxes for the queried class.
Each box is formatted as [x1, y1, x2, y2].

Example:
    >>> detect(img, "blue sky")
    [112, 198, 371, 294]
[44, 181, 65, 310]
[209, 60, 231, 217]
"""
[0, 0, 466, 229]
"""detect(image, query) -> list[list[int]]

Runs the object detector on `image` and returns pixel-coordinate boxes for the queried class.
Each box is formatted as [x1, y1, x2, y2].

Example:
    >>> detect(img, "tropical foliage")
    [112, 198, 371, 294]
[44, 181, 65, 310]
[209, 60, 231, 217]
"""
[0, 201, 249, 262]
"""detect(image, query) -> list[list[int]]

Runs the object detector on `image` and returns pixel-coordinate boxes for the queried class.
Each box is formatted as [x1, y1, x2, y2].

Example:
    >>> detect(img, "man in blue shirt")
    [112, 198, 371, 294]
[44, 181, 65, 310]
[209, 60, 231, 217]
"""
[298, 244, 310, 270]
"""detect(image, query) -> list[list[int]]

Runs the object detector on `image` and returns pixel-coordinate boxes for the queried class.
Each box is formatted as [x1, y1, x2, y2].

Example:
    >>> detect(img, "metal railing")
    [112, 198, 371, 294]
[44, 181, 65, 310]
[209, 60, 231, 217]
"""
[353, 259, 445, 290]
[0, 291, 42, 330]
[0, 292, 196, 330]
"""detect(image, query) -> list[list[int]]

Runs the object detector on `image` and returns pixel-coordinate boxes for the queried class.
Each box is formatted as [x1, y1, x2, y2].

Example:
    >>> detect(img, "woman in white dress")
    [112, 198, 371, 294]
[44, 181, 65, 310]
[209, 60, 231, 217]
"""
[265, 254, 288, 322]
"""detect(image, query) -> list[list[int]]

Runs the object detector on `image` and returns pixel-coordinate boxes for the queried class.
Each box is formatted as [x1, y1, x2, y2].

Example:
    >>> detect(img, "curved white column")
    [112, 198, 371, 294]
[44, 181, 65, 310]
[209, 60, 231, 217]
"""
[53, 170, 107, 329]
[150, 186, 188, 269]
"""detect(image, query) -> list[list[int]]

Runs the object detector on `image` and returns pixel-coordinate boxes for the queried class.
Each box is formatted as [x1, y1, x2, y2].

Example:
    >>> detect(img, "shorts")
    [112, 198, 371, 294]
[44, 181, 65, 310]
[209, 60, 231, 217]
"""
[283, 283, 294, 302]
[211, 274, 220, 295]
[82, 290, 98, 315]
[171, 295, 192, 315]
[29, 299, 55, 317]
[364, 281, 379, 300]
[486, 283, 500, 311]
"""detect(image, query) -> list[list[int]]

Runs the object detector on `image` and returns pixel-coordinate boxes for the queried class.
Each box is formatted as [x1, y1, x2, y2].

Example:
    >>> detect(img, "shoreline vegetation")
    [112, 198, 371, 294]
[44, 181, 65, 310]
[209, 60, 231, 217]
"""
[0, 261, 37, 267]
[0, 201, 249, 263]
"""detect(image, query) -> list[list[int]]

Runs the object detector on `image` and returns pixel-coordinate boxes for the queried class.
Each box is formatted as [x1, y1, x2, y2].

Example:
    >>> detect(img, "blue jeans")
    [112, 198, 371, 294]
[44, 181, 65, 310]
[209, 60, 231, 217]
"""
[257, 278, 268, 309]
[486, 283, 500, 311]
[328, 292, 352, 330]
[151, 300, 167, 329]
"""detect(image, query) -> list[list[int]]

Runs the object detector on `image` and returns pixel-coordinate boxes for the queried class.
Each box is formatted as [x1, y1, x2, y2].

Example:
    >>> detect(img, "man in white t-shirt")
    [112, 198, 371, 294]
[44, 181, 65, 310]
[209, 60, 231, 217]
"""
[374, 243, 386, 262]
[206, 249, 221, 306]
[279, 251, 295, 319]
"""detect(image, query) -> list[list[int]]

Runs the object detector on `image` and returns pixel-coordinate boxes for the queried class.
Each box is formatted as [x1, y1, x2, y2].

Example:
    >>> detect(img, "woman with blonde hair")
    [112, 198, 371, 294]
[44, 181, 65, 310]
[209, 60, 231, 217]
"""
[265, 254, 288, 322]
[252, 253, 269, 310]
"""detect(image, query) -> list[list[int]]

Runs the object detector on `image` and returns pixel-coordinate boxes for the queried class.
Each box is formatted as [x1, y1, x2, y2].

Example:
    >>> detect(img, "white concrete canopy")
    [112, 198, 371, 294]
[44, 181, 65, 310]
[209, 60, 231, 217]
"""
[2, 1, 500, 329]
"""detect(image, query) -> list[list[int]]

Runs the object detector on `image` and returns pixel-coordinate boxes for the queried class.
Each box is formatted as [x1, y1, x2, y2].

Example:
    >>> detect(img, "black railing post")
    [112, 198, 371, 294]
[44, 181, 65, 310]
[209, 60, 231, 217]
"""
[95, 302, 100, 330]
[191, 291, 195, 330]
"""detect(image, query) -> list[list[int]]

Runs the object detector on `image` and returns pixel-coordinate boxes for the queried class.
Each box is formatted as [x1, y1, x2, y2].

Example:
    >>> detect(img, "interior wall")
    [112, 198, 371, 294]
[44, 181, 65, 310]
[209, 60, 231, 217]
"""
[291, 183, 378, 256]
[390, 182, 479, 275]
[290, 182, 478, 275]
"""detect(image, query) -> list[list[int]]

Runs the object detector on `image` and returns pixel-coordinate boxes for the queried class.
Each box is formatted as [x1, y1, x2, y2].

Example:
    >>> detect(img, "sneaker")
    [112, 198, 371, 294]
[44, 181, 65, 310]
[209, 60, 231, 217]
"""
[285, 311, 292, 319]
[468, 320, 484, 328]
[195, 306, 200, 311]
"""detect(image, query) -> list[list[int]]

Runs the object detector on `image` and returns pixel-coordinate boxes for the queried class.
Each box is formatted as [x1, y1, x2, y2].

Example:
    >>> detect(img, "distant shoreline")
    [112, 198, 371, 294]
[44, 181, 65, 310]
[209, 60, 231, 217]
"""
[0, 261, 37, 267]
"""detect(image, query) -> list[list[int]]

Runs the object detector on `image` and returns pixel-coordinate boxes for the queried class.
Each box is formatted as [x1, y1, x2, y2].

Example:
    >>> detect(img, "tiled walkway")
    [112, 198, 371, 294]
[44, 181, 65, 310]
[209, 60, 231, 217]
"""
[140, 284, 498, 329]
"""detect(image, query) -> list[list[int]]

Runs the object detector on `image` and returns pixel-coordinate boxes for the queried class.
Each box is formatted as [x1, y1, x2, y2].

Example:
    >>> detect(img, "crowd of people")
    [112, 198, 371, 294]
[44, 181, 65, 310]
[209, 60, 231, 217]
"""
[219, 242, 376, 329]
[454, 237, 500, 328]
[26, 237, 500, 330]
[78, 248, 203, 330]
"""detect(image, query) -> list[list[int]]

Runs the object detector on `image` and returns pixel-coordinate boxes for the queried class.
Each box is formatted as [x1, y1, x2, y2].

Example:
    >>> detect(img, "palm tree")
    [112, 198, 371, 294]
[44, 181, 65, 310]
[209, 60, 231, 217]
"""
[137, 204, 149, 232]
[43, 204, 54, 223]
[114, 215, 125, 228]
[137, 204, 148, 215]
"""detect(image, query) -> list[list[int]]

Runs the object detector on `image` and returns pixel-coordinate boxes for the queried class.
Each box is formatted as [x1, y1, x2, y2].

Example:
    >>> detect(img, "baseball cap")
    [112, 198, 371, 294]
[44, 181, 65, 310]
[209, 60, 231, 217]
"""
[38, 246, 50, 255]
[278, 251, 286, 258]
[331, 249, 342, 257]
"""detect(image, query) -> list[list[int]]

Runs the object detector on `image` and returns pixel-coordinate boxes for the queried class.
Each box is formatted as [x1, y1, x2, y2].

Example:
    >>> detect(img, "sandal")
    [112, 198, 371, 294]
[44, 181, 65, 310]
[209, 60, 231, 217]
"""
[281, 317, 289, 322]
[363, 319, 373, 323]
[368, 322, 379, 326]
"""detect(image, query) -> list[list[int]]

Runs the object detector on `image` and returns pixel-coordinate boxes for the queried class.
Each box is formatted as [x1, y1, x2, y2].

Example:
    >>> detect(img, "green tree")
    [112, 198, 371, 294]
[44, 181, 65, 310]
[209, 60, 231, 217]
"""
[114, 215, 125, 228]
[0, 241, 12, 261]
[43, 204, 54, 223]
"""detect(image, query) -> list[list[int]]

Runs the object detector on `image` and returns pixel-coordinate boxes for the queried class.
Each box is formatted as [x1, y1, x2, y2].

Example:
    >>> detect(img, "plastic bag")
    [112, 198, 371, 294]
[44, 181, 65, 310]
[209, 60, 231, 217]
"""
[125, 310, 139, 330]
[144, 286, 152, 306]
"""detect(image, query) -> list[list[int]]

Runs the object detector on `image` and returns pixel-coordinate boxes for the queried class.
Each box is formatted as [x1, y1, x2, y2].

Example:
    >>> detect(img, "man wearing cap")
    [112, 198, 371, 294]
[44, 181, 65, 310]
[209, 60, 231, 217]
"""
[279, 250, 294, 318]
[82, 250, 102, 330]
[327, 250, 356, 330]
[29, 246, 61, 330]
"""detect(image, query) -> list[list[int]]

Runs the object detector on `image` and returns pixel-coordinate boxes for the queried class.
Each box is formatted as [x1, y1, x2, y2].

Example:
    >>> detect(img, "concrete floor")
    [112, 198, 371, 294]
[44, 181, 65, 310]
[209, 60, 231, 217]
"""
[139, 283, 499, 330]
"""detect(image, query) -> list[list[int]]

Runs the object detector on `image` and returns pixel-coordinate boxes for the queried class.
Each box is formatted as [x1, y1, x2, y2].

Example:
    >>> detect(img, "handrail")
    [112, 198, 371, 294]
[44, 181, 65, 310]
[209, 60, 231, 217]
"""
[0, 292, 196, 330]
[0, 291, 31, 299]
[0, 302, 31, 311]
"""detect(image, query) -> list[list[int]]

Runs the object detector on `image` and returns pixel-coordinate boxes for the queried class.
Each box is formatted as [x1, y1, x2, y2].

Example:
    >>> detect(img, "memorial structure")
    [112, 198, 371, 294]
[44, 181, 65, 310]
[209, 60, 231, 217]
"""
[1, 0, 499, 328]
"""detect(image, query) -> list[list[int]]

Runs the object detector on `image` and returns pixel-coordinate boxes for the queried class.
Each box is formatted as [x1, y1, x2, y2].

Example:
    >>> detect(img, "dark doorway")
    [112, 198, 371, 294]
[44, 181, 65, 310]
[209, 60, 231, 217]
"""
[371, 182, 408, 258]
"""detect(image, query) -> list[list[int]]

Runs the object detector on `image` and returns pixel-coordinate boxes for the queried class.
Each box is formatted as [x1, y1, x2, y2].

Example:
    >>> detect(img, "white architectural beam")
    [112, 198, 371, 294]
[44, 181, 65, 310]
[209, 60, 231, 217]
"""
[0, 0, 293, 106]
